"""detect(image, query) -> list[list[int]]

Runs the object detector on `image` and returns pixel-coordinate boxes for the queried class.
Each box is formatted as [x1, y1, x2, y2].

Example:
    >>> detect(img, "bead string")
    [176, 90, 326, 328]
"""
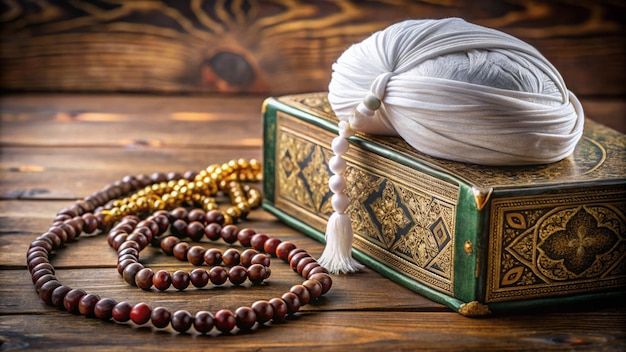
[113, 210, 273, 290]
[27, 159, 333, 334]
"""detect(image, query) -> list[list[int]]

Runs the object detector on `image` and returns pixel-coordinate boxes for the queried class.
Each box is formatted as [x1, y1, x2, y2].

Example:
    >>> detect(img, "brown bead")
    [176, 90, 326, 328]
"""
[122, 262, 144, 286]
[228, 266, 247, 285]
[309, 273, 332, 294]
[50, 285, 72, 308]
[187, 209, 206, 223]
[303, 279, 324, 300]
[269, 298, 288, 322]
[137, 219, 160, 237]
[251, 300, 274, 323]
[250, 233, 269, 251]
[152, 213, 170, 234]
[194, 311, 215, 334]
[281, 292, 301, 315]
[186, 245, 206, 265]
[118, 247, 139, 258]
[81, 213, 99, 233]
[112, 301, 133, 322]
[235, 306, 257, 331]
[166, 171, 182, 181]
[126, 233, 148, 249]
[29, 240, 52, 254]
[38, 280, 61, 305]
[263, 238, 282, 256]
[203, 248, 222, 266]
[118, 253, 137, 263]
[28, 256, 49, 273]
[110, 233, 128, 251]
[135, 268, 154, 290]
[63, 288, 87, 314]
[28, 239, 50, 256]
[209, 266, 228, 285]
[247, 264, 268, 285]
[60, 222, 77, 241]
[236, 228, 256, 246]
[206, 210, 225, 225]
[171, 270, 190, 290]
[35, 273, 57, 292]
[307, 265, 329, 277]
[170, 219, 188, 237]
[169, 207, 188, 221]
[287, 248, 306, 262]
[214, 309, 236, 333]
[171, 310, 193, 333]
[32, 268, 54, 285]
[117, 258, 136, 275]
[152, 270, 172, 291]
[134, 226, 153, 242]
[302, 262, 321, 279]
[290, 285, 311, 305]
[251, 253, 271, 267]
[220, 224, 239, 244]
[240, 249, 258, 267]
[65, 218, 83, 236]
[47, 226, 68, 243]
[117, 240, 140, 253]
[222, 248, 241, 267]
[190, 268, 209, 288]
[204, 223, 222, 241]
[130, 302, 152, 325]
[31, 236, 54, 249]
[40, 232, 62, 248]
[296, 257, 317, 275]
[78, 293, 101, 316]
[31, 262, 54, 277]
[94, 297, 117, 320]
[151, 307, 172, 328]
[160, 236, 180, 255]
[186, 221, 206, 241]
[289, 251, 311, 272]
[172, 242, 190, 261]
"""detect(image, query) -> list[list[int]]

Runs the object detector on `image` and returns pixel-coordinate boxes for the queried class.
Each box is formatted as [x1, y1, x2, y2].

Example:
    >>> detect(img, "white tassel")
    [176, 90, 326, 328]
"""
[318, 114, 367, 274]
[318, 212, 364, 274]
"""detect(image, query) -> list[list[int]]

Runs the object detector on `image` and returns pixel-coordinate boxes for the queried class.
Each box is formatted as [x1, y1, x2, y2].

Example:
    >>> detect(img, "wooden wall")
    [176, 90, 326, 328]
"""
[1, 0, 624, 130]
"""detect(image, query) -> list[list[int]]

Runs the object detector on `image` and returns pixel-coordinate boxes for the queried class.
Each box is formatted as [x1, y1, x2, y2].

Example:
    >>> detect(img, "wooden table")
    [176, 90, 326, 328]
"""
[1, 94, 624, 351]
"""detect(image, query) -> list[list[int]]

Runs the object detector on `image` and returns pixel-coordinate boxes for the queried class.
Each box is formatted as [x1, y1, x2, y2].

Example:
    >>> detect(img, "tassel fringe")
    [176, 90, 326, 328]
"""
[318, 212, 364, 274]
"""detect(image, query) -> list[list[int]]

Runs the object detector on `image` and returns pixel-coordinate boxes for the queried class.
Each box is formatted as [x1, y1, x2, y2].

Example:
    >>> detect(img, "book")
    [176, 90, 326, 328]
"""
[262, 92, 626, 315]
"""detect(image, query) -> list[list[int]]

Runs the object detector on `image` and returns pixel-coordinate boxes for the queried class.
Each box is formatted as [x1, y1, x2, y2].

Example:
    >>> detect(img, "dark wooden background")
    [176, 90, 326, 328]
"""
[2, 0, 624, 95]
[0, 0, 624, 131]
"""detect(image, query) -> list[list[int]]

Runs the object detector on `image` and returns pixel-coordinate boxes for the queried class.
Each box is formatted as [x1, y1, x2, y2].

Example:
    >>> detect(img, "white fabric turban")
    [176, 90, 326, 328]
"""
[328, 17, 584, 165]
[318, 18, 585, 274]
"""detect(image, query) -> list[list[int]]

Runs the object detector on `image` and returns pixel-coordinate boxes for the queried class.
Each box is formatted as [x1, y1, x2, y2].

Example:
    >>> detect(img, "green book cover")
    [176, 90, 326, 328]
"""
[262, 92, 626, 315]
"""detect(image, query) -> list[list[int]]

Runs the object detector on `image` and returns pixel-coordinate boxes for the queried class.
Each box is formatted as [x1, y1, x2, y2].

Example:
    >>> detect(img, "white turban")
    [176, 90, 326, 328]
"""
[318, 18, 585, 274]
[328, 17, 584, 165]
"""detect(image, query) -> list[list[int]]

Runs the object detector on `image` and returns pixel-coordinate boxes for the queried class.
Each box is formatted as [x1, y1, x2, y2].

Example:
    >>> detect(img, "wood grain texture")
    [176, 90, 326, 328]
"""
[1, 94, 624, 351]
[1, 0, 624, 97]
[2, 310, 624, 351]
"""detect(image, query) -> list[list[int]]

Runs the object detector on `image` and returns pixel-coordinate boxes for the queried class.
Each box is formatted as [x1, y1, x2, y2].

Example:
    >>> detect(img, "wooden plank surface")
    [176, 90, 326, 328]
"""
[1, 0, 624, 97]
[1, 94, 625, 351]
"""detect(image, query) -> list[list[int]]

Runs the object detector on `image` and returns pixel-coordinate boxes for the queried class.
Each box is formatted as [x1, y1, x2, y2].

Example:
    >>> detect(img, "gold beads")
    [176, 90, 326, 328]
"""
[101, 159, 263, 224]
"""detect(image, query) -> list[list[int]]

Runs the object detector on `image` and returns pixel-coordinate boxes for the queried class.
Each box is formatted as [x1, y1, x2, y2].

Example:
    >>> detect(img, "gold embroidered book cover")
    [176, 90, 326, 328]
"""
[262, 92, 626, 315]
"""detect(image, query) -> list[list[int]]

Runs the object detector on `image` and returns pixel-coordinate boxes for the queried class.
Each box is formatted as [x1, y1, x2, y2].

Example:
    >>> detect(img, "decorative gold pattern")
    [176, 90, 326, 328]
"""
[274, 111, 459, 294]
[487, 190, 626, 302]
[472, 186, 493, 211]
[269, 92, 626, 306]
